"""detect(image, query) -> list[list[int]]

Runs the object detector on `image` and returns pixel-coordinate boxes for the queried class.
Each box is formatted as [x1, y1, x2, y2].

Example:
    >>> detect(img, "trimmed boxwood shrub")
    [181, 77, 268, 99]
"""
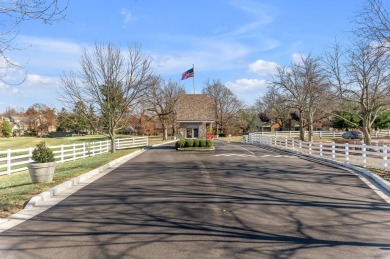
[175, 140, 185, 149]
[185, 139, 194, 147]
[199, 139, 207, 147]
[32, 141, 55, 163]
[206, 140, 213, 148]
[193, 139, 200, 147]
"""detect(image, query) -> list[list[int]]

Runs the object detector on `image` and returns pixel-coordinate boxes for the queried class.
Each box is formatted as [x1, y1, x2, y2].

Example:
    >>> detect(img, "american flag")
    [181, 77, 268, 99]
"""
[181, 68, 194, 80]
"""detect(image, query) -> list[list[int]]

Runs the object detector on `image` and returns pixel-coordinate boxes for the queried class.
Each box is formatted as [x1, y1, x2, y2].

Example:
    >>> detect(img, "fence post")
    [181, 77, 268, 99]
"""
[28, 147, 33, 162]
[285, 137, 288, 148]
[61, 145, 64, 163]
[299, 140, 302, 153]
[292, 139, 295, 151]
[319, 131, 322, 139]
[92, 142, 95, 156]
[309, 142, 312, 155]
[107, 140, 110, 153]
[83, 143, 86, 159]
[319, 142, 323, 157]
[345, 143, 349, 164]
[362, 144, 367, 168]
[332, 142, 336, 161]
[73, 143, 76, 161]
[383, 145, 388, 171]
[6, 149, 11, 175]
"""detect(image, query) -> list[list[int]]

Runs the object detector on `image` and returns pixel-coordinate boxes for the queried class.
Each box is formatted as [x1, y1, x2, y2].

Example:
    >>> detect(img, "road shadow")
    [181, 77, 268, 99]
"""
[1, 145, 389, 258]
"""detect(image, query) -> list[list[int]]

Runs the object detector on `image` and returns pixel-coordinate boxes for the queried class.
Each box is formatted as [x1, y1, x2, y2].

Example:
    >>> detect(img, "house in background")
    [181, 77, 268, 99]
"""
[9, 116, 29, 135]
[176, 94, 215, 139]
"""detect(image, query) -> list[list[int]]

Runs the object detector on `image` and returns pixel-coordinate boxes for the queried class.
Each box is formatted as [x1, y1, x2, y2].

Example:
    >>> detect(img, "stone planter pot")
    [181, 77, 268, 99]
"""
[27, 162, 56, 183]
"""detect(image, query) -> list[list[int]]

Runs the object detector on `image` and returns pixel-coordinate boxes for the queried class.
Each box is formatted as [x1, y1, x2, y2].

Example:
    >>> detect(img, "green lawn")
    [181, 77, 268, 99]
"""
[0, 135, 164, 150]
[0, 135, 169, 218]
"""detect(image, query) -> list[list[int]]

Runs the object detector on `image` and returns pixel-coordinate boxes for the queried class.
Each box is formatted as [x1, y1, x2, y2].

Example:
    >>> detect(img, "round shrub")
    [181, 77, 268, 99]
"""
[32, 141, 55, 163]
[206, 140, 213, 148]
[185, 139, 194, 147]
[193, 139, 200, 147]
[175, 140, 185, 149]
[199, 139, 207, 147]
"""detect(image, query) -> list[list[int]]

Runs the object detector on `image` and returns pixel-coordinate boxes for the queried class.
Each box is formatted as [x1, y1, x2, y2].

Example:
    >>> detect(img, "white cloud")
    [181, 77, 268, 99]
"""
[228, 0, 273, 20]
[121, 8, 136, 26]
[0, 83, 22, 95]
[225, 78, 267, 92]
[149, 35, 249, 74]
[248, 59, 279, 76]
[225, 78, 268, 105]
[291, 53, 306, 64]
[25, 74, 60, 88]
[9, 35, 83, 75]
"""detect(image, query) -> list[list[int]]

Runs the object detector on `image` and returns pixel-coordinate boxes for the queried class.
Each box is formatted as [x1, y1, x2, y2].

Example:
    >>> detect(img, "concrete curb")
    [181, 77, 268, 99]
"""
[24, 149, 146, 209]
[246, 142, 390, 198]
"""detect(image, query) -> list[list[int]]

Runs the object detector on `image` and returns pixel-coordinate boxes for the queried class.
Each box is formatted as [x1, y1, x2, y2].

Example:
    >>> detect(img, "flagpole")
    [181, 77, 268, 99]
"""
[192, 64, 195, 94]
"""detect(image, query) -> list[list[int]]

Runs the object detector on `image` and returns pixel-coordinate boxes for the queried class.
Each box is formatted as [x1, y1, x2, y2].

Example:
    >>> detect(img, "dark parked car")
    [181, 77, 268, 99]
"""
[342, 131, 363, 139]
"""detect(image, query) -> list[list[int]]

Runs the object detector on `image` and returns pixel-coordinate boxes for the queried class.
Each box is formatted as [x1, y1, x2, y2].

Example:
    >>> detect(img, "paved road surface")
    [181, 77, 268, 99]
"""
[0, 141, 389, 258]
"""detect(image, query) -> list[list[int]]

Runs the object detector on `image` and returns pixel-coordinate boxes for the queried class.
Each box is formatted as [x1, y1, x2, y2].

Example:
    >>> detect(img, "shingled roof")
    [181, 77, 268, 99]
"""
[176, 94, 215, 122]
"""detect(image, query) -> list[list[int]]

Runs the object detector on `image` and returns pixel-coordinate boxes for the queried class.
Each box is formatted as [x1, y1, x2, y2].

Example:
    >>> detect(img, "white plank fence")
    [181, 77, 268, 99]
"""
[253, 130, 390, 139]
[245, 133, 389, 172]
[0, 137, 148, 176]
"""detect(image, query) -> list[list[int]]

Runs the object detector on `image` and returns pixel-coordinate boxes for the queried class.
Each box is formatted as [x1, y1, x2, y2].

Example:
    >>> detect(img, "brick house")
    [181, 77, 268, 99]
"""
[176, 94, 215, 139]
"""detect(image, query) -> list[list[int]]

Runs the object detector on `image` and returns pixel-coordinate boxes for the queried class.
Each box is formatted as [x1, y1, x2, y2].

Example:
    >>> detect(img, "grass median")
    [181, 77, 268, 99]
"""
[0, 148, 139, 218]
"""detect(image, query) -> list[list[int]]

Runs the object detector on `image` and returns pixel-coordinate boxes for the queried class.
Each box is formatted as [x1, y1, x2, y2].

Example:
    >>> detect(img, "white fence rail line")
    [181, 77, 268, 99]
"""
[246, 133, 389, 172]
[253, 130, 390, 138]
[0, 137, 148, 176]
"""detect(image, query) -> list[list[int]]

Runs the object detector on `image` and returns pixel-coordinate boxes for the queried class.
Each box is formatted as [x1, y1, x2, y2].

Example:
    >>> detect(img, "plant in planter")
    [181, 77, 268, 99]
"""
[27, 141, 56, 183]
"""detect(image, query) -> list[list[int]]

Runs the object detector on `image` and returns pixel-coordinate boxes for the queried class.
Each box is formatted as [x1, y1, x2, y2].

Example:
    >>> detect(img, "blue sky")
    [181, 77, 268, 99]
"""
[0, 0, 377, 112]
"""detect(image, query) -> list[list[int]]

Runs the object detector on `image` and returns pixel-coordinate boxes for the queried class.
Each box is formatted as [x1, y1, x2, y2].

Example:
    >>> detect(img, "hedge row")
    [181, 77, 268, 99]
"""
[175, 139, 213, 149]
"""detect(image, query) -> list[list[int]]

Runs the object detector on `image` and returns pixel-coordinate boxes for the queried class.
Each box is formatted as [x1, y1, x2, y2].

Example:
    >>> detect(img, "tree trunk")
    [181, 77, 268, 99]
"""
[299, 110, 305, 141]
[110, 128, 116, 153]
[308, 111, 314, 142]
[362, 116, 372, 145]
[162, 123, 168, 141]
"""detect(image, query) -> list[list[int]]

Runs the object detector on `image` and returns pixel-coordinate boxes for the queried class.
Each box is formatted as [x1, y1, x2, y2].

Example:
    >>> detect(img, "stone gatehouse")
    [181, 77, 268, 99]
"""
[176, 94, 215, 139]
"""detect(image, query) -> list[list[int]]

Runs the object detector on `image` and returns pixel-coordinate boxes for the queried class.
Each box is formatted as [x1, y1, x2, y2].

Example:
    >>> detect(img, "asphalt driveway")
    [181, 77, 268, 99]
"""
[0, 141, 389, 258]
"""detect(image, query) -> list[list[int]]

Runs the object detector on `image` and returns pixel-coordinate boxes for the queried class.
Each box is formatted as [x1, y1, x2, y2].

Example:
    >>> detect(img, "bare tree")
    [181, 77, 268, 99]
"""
[325, 40, 390, 144]
[353, 0, 390, 49]
[202, 79, 242, 135]
[60, 43, 155, 153]
[0, 0, 67, 81]
[145, 77, 185, 140]
[272, 54, 332, 141]
[256, 86, 292, 130]
[1, 106, 25, 117]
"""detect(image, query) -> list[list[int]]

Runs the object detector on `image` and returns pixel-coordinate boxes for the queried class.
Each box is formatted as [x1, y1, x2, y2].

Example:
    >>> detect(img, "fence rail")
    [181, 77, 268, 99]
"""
[252, 130, 390, 139]
[0, 137, 149, 176]
[246, 133, 389, 172]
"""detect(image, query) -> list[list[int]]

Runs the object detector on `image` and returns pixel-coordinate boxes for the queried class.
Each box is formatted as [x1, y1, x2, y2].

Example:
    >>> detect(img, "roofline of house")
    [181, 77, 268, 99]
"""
[177, 120, 215, 123]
